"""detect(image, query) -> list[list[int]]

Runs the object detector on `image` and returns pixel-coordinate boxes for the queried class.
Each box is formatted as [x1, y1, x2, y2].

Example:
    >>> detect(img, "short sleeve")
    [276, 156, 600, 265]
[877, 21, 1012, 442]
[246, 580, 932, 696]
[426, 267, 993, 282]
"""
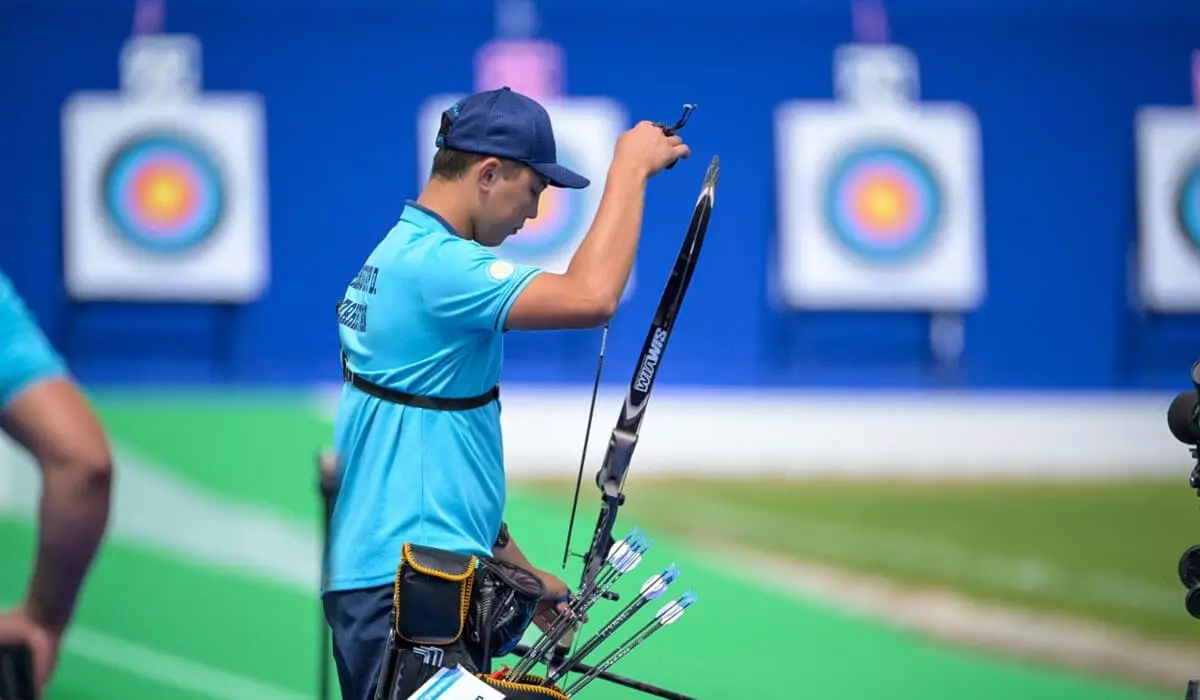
[0, 272, 68, 411]
[421, 238, 542, 333]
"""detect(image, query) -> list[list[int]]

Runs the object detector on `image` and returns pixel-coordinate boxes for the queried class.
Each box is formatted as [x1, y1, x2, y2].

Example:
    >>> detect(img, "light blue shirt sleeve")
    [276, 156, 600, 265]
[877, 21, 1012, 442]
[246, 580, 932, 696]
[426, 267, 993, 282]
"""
[421, 238, 542, 333]
[0, 271, 68, 411]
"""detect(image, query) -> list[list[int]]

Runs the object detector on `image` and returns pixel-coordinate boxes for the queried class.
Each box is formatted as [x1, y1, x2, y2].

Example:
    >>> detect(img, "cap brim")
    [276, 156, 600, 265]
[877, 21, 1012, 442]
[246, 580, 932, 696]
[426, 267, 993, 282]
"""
[530, 161, 590, 189]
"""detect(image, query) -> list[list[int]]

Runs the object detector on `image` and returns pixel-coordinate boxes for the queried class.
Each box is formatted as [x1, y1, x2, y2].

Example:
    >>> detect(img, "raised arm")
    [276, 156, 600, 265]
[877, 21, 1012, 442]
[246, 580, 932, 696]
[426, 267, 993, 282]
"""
[505, 121, 691, 331]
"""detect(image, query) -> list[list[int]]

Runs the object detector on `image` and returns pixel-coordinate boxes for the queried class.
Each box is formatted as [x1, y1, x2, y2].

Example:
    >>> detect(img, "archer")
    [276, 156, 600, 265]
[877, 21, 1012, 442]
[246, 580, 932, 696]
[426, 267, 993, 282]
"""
[324, 86, 689, 700]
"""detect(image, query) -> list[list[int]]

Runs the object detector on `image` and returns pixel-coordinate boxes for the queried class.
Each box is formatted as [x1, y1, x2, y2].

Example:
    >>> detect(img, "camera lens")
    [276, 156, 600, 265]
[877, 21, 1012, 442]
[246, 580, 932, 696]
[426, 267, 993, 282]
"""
[1186, 586, 1200, 620]
[1180, 545, 1200, 588]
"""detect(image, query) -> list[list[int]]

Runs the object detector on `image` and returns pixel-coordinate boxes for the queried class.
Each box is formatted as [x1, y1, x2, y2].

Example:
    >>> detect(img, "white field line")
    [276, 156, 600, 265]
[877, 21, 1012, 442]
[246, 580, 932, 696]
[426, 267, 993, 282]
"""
[667, 494, 1181, 621]
[705, 542, 1200, 691]
[65, 626, 314, 700]
[0, 437, 322, 699]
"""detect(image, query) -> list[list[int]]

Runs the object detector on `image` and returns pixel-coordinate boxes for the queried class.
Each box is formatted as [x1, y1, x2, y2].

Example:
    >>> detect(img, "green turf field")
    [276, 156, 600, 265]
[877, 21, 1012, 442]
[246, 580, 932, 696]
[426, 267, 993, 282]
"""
[524, 475, 1200, 643]
[0, 393, 1186, 700]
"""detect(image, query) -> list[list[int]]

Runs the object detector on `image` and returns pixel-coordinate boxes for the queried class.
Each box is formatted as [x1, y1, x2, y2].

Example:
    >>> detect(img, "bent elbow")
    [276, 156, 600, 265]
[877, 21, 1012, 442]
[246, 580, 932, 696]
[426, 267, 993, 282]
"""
[48, 445, 114, 497]
[81, 452, 114, 490]
[585, 294, 619, 326]
[73, 455, 113, 499]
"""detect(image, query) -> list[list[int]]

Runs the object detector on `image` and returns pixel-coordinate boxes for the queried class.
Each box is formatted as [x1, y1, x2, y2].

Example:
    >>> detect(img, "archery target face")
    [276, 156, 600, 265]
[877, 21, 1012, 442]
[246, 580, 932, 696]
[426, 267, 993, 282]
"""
[501, 148, 585, 258]
[61, 92, 268, 301]
[823, 144, 943, 263]
[101, 132, 226, 254]
[1175, 159, 1200, 255]
[1134, 106, 1200, 312]
[773, 100, 985, 311]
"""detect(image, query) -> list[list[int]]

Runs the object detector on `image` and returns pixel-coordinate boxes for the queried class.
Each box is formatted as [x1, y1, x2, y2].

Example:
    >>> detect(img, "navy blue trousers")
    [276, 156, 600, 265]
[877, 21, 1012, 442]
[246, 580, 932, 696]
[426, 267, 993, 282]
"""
[322, 584, 394, 700]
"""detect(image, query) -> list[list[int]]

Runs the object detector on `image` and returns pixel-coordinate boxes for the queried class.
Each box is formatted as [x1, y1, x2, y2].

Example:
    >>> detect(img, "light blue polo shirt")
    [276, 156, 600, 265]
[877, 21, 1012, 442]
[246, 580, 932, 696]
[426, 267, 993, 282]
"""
[0, 270, 67, 412]
[325, 201, 542, 593]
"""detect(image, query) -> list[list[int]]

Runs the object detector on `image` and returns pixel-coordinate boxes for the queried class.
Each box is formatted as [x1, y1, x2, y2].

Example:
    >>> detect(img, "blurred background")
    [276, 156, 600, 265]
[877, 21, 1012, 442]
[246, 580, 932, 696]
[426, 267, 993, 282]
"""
[4, 0, 1200, 697]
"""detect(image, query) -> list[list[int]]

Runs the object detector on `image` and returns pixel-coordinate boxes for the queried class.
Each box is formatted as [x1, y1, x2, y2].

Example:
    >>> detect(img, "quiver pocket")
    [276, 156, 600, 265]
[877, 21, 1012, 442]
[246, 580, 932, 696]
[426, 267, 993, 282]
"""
[393, 542, 477, 646]
[470, 556, 547, 659]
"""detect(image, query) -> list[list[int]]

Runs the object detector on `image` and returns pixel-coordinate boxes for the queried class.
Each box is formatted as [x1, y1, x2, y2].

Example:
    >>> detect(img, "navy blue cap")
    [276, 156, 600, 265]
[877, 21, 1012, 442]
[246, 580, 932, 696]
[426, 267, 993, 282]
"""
[437, 86, 590, 190]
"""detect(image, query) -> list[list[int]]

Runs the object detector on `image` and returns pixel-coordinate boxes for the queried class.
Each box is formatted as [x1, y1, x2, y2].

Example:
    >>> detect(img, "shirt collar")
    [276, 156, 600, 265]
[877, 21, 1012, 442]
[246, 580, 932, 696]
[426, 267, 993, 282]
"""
[401, 200, 465, 238]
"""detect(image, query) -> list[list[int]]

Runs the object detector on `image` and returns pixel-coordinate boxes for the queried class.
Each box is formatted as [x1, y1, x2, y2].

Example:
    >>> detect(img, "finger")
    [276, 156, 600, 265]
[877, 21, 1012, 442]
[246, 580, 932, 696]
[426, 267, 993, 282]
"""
[665, 134, 683, 147]
[674, 144, 692, 160]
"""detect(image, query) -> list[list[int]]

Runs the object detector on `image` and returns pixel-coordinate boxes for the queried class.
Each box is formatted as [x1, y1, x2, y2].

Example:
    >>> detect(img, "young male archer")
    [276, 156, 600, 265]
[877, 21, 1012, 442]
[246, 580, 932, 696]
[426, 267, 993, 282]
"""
[323, 86, 690, 700]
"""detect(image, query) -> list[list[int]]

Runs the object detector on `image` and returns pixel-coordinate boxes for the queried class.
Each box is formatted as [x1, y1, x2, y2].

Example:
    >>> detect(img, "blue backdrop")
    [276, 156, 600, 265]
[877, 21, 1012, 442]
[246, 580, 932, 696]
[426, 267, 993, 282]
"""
[3, 0, 1200, 390]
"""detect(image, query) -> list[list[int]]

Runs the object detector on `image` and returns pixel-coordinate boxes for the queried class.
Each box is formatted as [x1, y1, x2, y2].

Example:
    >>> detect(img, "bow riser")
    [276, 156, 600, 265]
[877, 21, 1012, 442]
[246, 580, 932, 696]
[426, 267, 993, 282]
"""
[580, 428, 636, 595]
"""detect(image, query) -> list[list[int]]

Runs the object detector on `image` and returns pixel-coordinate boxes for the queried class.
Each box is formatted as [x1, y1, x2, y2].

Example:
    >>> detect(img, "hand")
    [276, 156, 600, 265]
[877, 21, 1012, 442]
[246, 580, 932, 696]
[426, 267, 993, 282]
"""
[612, 120, 692, 180]
[0, 604, 64, 695]
[532, 569, 587, 634]
[534, 569, 572, 616]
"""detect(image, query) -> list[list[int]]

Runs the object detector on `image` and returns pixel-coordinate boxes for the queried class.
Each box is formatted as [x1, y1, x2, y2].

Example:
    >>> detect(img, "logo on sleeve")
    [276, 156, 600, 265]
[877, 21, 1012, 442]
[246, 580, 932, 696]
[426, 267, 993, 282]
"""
[487, 260, 516, 281]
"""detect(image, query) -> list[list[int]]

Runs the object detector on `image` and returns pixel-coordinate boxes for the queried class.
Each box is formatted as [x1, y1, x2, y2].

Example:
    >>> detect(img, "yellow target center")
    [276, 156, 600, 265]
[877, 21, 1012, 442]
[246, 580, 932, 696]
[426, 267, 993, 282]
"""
[859, 178, 911, 235]
[135, 166, 195, 224]
[151, 179, 184, 211]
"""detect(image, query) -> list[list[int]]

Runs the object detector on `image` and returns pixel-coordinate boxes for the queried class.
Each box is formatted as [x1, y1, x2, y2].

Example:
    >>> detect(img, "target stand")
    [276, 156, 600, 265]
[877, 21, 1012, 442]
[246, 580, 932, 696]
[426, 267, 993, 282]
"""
[772, 35, 985, 380]
[58, 33, 268, 380]
[1119, 52, 1200, 384]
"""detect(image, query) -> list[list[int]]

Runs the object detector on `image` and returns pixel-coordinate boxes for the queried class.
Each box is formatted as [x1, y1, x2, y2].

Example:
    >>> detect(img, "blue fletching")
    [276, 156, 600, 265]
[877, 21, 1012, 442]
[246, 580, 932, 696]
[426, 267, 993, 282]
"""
[640, 573, 671, 600]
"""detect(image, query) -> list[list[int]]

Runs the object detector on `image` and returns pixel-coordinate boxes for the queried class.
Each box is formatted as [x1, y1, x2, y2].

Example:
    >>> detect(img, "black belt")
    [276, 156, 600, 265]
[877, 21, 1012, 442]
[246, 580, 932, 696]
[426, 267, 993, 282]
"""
[341, 353, 498, 411]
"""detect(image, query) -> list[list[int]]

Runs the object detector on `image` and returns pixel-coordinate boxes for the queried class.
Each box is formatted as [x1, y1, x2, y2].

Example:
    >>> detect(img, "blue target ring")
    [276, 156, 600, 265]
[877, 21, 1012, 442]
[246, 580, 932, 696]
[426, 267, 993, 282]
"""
[822, 144, 943, 264]
[101, 133, 226, 254]
[500, 148, 585, 259]
[1175, 160, 1200, 253]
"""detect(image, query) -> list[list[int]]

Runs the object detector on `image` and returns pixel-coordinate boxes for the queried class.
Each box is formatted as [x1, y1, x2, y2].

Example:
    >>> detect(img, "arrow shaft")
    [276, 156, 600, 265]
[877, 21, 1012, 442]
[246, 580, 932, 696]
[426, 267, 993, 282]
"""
[511, 542, 648, 679]
[545, 595, 651, 683]
[509, 644, 698, 700]
[563, 621, 663, 696]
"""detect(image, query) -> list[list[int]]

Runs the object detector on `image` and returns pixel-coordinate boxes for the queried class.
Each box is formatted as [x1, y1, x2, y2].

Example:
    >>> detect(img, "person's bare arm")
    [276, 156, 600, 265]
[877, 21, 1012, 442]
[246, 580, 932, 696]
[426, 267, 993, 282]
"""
[505, 122, 690, 331]
[491, 531, 541, 575]
[492, 527, 579, 635]
[505, 163, 648, 330]
[1, 378, 113, 632]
